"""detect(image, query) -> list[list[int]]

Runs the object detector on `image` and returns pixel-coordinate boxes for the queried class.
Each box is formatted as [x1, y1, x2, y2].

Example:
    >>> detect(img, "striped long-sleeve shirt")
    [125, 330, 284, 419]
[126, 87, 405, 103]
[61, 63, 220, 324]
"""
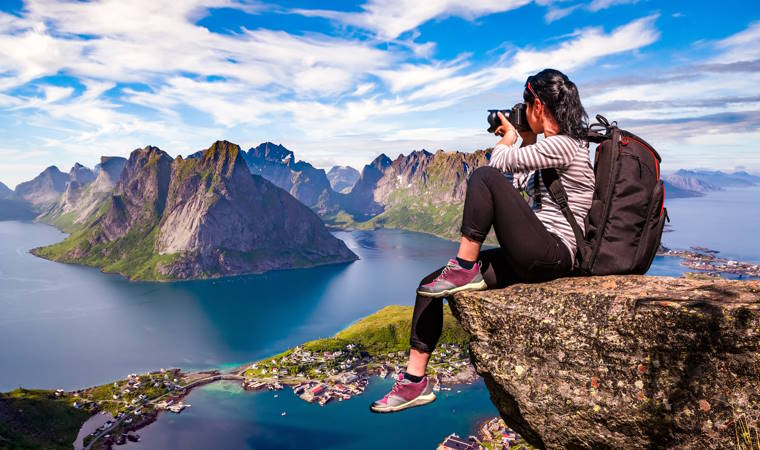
[489, 134, 595, 264]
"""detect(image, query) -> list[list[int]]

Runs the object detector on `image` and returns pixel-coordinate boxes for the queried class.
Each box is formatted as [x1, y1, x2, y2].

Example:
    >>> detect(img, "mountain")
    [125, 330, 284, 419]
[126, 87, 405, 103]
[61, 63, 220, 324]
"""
[68, 163, 95, 185]
[92, 156, 128, 191]
[33, 141, 357, 280]
[0, 181, 36, 220]
[337, 153, 393, 220]
[242, 142, 339, 215]
[0, 181, 14, 199]
[335, 149, 491, 240]
[327, 165, 360, 193]
[14, 166, 70, 209]
[663, 169, 760, 193]
[662, 180, 703, 199]
[38, 157, 127, 232]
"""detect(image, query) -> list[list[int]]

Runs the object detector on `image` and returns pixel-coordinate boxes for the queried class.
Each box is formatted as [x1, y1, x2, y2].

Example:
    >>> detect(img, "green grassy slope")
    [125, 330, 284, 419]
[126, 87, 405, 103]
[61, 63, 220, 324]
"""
[257, 304, 468, 363]
[0, 389, 92, 450]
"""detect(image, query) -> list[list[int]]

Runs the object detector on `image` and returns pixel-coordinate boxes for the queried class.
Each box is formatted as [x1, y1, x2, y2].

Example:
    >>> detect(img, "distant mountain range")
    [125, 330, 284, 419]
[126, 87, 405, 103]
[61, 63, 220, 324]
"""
[30, 141, 356, 280]
[5, 141, 759, 267]
[0, 181, 36, 221]
[333, 149, 491, 240]
[662, 169, 760, 198]
[38, 156, 127, 232]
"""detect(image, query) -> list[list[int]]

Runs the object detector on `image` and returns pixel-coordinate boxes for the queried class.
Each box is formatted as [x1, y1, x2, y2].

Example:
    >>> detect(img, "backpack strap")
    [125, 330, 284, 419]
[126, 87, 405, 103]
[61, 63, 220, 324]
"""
[540, 168, 586, 262]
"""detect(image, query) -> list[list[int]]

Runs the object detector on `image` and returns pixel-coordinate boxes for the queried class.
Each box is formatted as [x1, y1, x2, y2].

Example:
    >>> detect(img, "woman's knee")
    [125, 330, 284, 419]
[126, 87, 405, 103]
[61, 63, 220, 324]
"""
[470, 166, 501, 185]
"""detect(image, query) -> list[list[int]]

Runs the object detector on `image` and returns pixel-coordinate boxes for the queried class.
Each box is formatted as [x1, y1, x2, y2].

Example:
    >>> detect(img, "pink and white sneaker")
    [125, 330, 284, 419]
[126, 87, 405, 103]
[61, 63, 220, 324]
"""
[416, 259, 486, 298]
[369, 372, 436, 413]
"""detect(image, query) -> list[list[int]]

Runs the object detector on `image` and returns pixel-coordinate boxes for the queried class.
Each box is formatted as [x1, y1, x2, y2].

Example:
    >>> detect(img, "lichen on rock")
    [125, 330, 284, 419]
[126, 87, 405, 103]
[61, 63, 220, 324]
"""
[448, 275, 760, 449]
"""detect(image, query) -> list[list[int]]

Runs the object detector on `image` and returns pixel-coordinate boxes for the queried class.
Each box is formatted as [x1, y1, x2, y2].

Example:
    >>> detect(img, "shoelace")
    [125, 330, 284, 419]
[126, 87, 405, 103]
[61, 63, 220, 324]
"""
[382, 375, 405, 400]
[436, 261, 458, 279]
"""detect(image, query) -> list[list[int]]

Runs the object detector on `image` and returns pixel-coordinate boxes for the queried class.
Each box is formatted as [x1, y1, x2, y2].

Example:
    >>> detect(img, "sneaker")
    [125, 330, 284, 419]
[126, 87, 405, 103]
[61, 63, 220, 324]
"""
[416, 259, 486, 298]
[369, 372, 436, 413]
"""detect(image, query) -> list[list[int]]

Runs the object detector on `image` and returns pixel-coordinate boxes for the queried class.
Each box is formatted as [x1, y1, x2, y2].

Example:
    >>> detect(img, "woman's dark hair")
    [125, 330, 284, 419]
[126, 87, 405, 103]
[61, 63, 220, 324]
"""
[523, 69, 587, 141]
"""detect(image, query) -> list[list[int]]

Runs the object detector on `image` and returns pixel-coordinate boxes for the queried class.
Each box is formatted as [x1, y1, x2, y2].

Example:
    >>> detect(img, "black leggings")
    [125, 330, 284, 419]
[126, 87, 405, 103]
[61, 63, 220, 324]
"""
[409, 166, 573, 353]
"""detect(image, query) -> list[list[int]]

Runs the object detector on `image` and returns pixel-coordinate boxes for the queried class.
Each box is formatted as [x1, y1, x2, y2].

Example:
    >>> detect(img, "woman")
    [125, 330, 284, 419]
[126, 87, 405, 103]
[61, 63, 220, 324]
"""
[370, 68, 595, 413]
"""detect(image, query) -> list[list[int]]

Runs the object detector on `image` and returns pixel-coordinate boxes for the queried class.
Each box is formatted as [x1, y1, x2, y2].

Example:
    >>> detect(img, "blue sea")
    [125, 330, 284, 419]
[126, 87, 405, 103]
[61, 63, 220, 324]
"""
[0, 187, 757, 448]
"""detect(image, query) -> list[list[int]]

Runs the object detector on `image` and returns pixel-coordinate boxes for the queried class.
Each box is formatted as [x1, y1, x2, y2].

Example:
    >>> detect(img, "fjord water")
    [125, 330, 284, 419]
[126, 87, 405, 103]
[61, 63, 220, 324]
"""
[133, 380, 496, 450]
[0, 187, 757, 448]
[0, 224, 464, 391]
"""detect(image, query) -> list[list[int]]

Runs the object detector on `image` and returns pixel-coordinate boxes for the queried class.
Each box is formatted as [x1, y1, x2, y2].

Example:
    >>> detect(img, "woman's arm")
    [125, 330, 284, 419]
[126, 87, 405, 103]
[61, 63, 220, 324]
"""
[488, 111, 576, 172]
[489, 138, 577, 173]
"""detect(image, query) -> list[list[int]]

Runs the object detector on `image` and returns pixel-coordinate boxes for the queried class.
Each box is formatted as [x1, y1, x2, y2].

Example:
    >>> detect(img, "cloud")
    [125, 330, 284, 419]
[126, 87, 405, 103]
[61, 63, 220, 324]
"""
[0, 1, 758, 185]
[395, 15, 659, 104]
[1, 1, 395, 96]
[576, 22, 760, 168]
[587, 0, 639, 12]
[545, 4, 582, 23]
[714, 20, 760, 63]
[293, 0, 531, 40]
[375, 56, 471, 93]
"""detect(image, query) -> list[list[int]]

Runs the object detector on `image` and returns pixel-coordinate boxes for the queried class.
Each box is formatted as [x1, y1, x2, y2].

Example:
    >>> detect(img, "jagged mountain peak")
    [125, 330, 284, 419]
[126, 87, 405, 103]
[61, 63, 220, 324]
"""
[370, 154, 392, 169]
[205, 140, 241, 157]
[15, 164, 71, 207]
[202, 140, 241, 167]
[41, 165, 64, 175]
[100, 156, 124, 166]
[68, 162, 95, 185]
[185, 140, 250, 183]
[397, 149, 433, 160]
[248, 142, 295, 165]
[93, 156, 127, 191]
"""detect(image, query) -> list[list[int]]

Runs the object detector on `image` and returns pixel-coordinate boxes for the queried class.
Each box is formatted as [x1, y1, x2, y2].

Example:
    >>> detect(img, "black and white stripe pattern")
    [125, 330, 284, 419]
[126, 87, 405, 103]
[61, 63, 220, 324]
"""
[489, 135, 595, 264]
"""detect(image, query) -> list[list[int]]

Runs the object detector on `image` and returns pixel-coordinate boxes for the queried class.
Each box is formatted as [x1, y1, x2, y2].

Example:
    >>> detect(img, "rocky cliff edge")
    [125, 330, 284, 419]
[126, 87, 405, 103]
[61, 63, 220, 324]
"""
[449, 276, 760, 449]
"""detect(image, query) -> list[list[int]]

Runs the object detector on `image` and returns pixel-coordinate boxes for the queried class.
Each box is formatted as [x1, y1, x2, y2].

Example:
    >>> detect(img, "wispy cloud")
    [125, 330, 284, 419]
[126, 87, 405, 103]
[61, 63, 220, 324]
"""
[545, 4, 582, 24]
[292, 0, 532, 40]
[587, 0, 639, 12]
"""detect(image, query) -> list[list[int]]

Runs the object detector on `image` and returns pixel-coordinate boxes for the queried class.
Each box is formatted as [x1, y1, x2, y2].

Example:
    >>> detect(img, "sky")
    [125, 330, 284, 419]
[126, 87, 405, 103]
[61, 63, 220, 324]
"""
[0, 0, 759, 188]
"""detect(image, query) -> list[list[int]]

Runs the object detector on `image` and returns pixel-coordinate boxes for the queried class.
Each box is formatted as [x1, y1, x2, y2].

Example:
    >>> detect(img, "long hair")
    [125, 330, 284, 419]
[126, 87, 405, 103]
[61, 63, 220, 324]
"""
[523, 69, 587, 141]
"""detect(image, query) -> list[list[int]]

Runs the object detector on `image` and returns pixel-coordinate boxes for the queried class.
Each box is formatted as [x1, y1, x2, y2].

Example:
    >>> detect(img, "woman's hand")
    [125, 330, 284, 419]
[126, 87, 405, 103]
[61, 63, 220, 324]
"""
[495, 111, 518, 146]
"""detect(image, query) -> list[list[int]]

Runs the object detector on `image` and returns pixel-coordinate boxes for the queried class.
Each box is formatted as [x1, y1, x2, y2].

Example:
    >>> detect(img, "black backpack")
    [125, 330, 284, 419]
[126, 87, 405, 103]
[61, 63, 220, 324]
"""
[542, 115, 669, 275]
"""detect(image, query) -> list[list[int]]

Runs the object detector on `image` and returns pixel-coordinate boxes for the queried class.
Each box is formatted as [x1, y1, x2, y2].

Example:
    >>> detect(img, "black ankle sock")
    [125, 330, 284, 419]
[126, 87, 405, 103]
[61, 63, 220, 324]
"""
[456, 257, 475, 270]
[403, 371, 424, 383]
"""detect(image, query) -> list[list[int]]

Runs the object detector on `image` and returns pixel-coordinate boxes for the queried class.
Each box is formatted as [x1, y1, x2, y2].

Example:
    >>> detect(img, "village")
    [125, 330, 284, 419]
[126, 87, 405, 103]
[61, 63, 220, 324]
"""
[71, 368, 242, 449]
[67, 338, 477, 448]
[659, 246, 760, 278]
[240, 341, 477, 406]
[438, 417, 528, 450]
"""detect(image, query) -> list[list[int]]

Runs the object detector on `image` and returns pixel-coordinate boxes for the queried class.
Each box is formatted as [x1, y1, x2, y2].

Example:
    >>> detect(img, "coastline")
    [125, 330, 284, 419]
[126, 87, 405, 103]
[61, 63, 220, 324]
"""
[72, 345, 481, 449]
[56, 304, 475, 449]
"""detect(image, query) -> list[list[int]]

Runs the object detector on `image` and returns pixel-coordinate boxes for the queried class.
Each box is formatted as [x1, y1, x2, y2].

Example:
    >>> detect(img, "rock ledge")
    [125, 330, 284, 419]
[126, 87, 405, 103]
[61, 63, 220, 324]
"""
[449, 275, 760, 449]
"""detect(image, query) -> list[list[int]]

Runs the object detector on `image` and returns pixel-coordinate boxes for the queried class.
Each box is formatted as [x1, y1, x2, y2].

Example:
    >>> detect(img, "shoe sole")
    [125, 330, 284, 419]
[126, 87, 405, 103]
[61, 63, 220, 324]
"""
[369, 392, 437, 413]
[416, 279, 487, 298]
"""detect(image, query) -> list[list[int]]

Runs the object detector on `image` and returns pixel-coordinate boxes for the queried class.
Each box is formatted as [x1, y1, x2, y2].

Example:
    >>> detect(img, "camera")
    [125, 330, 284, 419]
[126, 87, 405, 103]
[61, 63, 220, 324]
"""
[487, 103, 530, 133]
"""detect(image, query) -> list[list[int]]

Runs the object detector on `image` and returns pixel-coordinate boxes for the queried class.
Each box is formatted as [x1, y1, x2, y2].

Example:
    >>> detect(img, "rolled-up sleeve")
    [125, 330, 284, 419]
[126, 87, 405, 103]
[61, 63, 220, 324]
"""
[489, 136, 577, 173]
